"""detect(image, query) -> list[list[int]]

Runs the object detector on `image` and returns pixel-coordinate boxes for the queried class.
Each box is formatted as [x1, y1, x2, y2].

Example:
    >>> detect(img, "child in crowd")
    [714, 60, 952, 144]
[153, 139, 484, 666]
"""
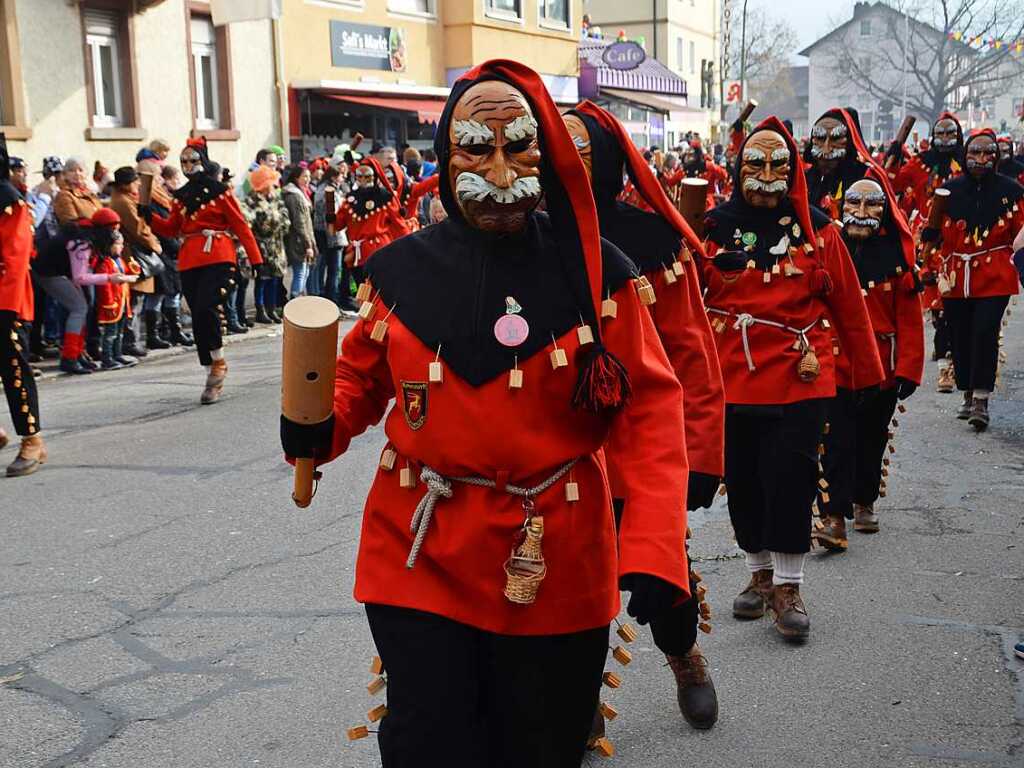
[86, 209, 140, 369]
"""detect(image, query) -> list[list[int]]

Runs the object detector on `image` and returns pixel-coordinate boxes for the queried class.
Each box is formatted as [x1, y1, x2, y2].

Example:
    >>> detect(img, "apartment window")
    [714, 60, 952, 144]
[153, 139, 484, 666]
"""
[191, 18, 219, 129]
[539, 0, 569, 28]
[389, 0, 434, 14]
[486, 0, 522, 21]
[860, 55, 872, 76]
[689, 40, 695, 74]
[676, 37, 683, 71]
[84, 9, 124, 127]
[860, 19, 871, 35]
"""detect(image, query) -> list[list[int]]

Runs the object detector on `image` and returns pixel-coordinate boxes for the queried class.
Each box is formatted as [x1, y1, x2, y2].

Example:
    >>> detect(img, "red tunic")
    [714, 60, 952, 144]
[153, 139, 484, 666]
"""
[933, 198, 1024, 299]
[335, 196, 404, 266]
[318, 278, 689, 636]
[703, 225, 885, 404]
[889, 155, 962, 224]
[150, 191, 261, 272]
[0, 198, 34, 320]
[92, 255, 139, 324]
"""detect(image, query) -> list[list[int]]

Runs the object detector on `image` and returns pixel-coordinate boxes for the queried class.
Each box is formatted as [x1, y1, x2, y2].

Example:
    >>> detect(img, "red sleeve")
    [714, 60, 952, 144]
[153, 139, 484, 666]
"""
[604, 279, 690, 598]
[646, 254, 725, 478]
[894, 283, 925, 384]
[149, 204, 182, 239]
[324, 298, 396, 464]
[406, 175, 440, 218]
[821, 226, 885, 389]
[661, 169, 684, 187]
[222, 193, 262, 266]
[334, 203, 351, 231]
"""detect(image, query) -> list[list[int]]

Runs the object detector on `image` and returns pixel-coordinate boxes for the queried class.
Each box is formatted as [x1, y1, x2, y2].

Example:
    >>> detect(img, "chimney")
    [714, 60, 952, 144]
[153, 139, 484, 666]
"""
[853, 2, 870, 17]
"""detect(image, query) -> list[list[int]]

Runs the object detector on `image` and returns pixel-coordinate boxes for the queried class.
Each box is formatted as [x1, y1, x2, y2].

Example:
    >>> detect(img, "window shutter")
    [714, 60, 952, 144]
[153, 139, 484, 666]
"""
[84, 9, 119, 37]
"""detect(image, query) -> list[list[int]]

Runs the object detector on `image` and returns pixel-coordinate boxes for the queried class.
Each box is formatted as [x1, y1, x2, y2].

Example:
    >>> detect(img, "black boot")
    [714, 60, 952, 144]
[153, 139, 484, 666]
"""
[145, 310, 171, 349]
[100, 328, 123, 370]
[162, 307, 194, 346]
[113, 328, 137, 367]
[267, 306, 283, 325]
[122, 324, 148, 358]
[254, 305, 273, 324]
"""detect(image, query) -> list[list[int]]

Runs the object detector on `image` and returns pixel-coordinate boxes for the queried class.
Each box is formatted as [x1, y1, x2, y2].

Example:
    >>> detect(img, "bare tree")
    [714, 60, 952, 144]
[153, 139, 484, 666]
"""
[724, 8, 800, 97]
[820, 0, 1024, 125]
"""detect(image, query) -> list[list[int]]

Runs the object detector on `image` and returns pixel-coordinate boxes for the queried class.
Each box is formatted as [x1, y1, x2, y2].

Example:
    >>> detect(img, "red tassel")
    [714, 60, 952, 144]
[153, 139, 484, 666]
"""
[572, 345, 632, 413]
[808, 267, 833, 296]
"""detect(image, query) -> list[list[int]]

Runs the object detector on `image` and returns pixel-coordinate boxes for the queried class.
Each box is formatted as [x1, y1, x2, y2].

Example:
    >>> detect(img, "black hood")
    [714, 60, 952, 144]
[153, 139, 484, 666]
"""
[804, 108, 872, 208]
[944, 131, 1024, 235]
[173, 139, 228, 215]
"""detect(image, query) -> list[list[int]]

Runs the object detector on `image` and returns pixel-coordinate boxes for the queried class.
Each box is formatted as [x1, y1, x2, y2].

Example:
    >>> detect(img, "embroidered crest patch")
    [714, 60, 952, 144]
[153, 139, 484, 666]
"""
[401, 381, 428, 430]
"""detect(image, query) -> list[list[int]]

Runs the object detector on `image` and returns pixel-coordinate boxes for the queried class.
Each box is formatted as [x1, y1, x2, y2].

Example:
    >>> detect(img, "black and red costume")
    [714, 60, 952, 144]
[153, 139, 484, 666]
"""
[334, 158, 406, 272]
[805, 108, 873, 220]
[283, 61, 691, 766]
[701, 118, 883, 568]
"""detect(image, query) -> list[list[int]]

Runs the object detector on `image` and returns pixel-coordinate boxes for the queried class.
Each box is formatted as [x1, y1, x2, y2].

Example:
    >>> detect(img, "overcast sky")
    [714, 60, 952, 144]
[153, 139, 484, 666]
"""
[747, 0, 856, 55]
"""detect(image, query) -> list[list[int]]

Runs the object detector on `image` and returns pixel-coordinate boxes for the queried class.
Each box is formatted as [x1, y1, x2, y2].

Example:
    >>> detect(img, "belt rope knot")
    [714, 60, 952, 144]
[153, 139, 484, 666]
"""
[951, 245, 1010, 298]
[351, 240, 363, 265]
[186, 229, 226, 253]
[405, 459, 579, 569]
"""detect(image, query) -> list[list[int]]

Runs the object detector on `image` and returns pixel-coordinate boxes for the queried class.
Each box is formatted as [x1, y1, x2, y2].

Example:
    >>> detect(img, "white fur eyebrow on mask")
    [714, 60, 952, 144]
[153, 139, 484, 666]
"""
[504, 115, 538, 142]
[453, 119, 496, 146]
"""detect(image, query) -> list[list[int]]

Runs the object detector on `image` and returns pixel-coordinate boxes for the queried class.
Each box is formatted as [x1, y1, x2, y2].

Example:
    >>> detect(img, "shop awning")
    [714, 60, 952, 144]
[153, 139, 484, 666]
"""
[601, 88, 689, 114]
[326, 94, 447, 124]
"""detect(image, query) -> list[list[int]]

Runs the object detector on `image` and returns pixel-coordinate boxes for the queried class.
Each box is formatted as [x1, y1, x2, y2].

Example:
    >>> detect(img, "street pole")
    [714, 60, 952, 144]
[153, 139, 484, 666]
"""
[901, 11, 909, 124]
[739, 0, 749, 103]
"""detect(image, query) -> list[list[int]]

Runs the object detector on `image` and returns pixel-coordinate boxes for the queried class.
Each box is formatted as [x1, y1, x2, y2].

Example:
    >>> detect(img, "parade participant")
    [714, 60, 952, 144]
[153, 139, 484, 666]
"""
[683, 142, 730, 208]
[0, 133, 46, 477]
[565, 101, 724, 729]
[814, 170, 923, 549]
[282, 60, 690, 767]
[805, 108, 871, 220]
[333, 158, 403, 280]
[148, 137, 262, 405]
[702, 119, 883, 641]
[889, 113, 963, 392]
[384, 160, 440, 233]
[88, 209, 142, 370]
[996, 134, 1024, 184]
[928, 129, 1024, 431]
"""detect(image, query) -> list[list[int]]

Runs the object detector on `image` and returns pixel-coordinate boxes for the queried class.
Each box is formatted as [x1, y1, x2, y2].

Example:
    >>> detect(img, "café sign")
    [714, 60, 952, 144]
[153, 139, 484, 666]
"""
[602, 41, 646, 71]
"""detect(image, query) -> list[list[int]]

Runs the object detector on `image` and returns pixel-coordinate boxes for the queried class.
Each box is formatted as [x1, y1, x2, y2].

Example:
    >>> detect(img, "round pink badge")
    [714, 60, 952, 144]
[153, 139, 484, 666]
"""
[494, 314, 530, 347]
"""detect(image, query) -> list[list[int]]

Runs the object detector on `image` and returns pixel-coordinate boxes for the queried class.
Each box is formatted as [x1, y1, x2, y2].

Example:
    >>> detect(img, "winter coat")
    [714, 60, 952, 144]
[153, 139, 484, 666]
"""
[242, 190, 290, 279]
[282, 183, 316, 267]
[52, 187, 102, 225]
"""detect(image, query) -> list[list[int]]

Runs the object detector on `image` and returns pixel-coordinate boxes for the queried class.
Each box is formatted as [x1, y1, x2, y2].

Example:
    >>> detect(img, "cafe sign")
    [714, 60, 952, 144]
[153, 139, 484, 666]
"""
[330, 20, 407, 72]
[602, 41, 646, 71]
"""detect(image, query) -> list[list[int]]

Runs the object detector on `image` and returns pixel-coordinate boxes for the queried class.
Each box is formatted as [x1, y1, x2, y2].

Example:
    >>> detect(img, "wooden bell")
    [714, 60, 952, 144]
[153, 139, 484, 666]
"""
[599, 702, 619, 721]
[601, 297, 618, 319]
[636, 276, 656, 305]
[612, 646, 632, 665]
[347, 726, 370, 741]
[367, 676, 387, 695]
[367, 704, 388, 723]
[616, 623, 638, 643]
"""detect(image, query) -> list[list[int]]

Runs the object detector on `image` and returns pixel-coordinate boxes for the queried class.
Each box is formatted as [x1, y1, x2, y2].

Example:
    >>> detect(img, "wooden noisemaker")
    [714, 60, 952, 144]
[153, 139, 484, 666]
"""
[282, 297, 341, 509]
[138, 172, 155, 206]
[738, 99, 758, 125]
[679, 178, 709, 237]
[885, 116, 916, 171]
[927, 187, 951, 230]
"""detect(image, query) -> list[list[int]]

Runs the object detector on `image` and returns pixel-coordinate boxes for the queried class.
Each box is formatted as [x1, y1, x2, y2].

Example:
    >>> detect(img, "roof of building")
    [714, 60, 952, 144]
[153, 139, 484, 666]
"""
[799, 1, 955, 56]
[579, 37, 687, 96]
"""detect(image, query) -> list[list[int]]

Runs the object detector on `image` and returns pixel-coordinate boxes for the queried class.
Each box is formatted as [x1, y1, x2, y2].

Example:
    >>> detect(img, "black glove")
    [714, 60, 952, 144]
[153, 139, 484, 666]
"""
[894, 377, 917, 400]
[686, 471, 720, 511]
[138, 203, 153, 222]
[280, 413, 335, 461]
[620, 573, 681, 626]
[855, 384, 880, 409]
[1014, 248, 1024, 288]
[920, 226, 941, 245]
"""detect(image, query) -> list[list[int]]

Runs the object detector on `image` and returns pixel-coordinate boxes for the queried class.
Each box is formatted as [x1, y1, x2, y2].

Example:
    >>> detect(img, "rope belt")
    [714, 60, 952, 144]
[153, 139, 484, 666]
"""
[406, 459, 579, 569]
[351, 240, 363, 265]
[878, 332, 897, 371]
[707, 308, 819, 372]
[951, 245, 1010, 298]
[185, 229, 228, 253]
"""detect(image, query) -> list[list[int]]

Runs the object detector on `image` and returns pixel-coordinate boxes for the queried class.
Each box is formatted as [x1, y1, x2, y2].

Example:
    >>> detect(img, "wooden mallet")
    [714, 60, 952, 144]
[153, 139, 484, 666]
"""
[885, 116, 916, 171]
[738, 99, 758, 126]
[281, 296, 341, 508]
[679, 178, 709, 237]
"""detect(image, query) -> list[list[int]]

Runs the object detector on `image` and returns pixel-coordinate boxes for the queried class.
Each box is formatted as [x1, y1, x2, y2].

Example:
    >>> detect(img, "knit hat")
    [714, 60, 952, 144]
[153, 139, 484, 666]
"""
[92, 207, 121, 228]
[249, 165, 280, 193]
[41, 156, 64, 178]
[113, 166, 138, 187]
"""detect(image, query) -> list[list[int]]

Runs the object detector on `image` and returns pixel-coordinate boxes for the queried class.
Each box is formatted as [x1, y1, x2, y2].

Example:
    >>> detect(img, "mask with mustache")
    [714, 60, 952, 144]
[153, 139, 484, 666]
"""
[842, 178, 885, 240]
[447, 80, 542, 233]
[739, 131, 791, 208]
[810, 117, 848, 170]
[933, 118, 959, 153]
[965, 134, 998, 179]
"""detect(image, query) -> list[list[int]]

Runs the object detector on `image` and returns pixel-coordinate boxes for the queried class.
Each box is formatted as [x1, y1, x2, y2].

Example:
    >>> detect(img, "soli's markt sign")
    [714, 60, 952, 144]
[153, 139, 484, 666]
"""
[602, 41, 646, 71]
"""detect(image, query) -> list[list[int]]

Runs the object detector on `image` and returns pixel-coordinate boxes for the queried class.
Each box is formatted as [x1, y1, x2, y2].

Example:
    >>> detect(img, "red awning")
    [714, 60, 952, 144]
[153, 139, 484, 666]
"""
[326, 94, 447, 124]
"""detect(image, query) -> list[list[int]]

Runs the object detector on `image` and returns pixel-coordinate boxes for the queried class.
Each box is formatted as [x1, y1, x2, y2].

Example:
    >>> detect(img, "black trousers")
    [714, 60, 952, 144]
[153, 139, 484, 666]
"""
[820, 388, 899, 519]
[0, 311, 40, 436]
[179, 263, 234, 366]
[366, 604, 608, 768]
[612, 499, 698, 657]
[931, 308, 951, 361]
[724, 400, 828, 554]
[944, 296, 1010, 393]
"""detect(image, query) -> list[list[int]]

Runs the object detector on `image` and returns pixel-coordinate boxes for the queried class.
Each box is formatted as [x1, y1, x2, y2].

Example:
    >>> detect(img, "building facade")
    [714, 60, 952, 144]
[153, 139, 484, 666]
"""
[1, 0, 278, 178]
[280, 0, 582, 159]
[581, 0, 719, 143]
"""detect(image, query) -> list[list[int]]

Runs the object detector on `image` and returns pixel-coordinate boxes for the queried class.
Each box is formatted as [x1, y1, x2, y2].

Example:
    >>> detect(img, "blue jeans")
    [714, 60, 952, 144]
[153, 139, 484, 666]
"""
[316, 248, 342, 304]
[290, 262, 310, 297]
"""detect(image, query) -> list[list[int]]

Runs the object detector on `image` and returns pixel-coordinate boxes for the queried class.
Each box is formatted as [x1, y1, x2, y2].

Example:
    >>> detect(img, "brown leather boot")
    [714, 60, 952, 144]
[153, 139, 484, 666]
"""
[853, 503, 879, 533]
[768, 583, 810, 642]
[732, 569, 773, 619]
[201, 359, 228, 405]
[6, 435, 47, 478]
[968, 396, 990, 432]
[956, 391, 973, 419]
[667, 644, 719, 730]
[813, 515, 848, 551]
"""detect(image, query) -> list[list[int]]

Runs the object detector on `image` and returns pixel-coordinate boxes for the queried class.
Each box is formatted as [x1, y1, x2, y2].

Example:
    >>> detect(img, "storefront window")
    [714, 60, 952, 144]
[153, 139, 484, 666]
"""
[486, 0, 522, 21]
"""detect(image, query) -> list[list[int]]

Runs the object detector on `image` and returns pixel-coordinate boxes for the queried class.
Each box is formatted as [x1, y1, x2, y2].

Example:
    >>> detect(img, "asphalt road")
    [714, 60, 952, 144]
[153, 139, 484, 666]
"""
[1, 314, 1022, 768]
